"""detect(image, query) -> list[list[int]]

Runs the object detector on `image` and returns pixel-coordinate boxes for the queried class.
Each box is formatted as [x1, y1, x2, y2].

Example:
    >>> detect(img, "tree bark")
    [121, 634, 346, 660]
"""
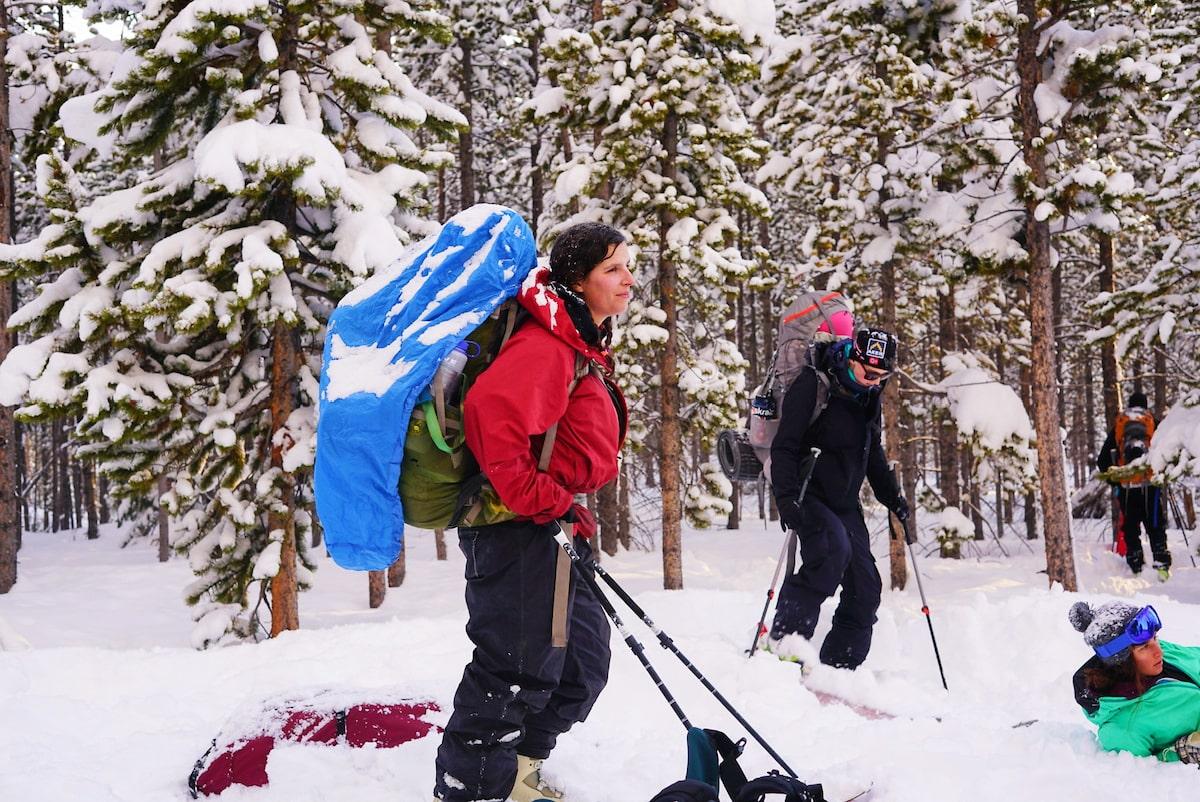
[0, 0, 18, 591]
[1097, 233, 1121, 425]
[879, 253, 906, 588]
[268, 318, 300, 635]
[1017, 2, 1077, 590]
[434, 528, 447, 561]
[368, 571, 386, 608]
[618, 464, 631, 550]
[82, 461, 99, 540]
[937, 292, 961, 558]
[598, 478, 619, 555]
[388, 542, 406, 586]
[658, 101, 683, 589]
[457, 35, 476, 210]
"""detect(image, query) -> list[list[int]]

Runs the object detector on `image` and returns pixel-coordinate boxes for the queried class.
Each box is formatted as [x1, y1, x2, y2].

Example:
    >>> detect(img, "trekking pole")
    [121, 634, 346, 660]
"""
[747, 447, 822, 658]
[553, 528, 800, 780]
[1165, 486, 1198, 568]
[551, 530, 693, 730]
[895, 512, 949, 691]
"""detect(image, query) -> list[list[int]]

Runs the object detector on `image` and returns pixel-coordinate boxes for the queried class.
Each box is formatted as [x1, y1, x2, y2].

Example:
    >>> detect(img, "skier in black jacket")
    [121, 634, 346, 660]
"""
[769, 327, 907, 669]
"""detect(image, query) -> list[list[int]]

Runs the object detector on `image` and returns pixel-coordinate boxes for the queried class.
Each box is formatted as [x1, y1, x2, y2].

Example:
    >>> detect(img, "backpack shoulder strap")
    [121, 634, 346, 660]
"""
[539, 352, 591, 471]
[807, 366, 832, 429]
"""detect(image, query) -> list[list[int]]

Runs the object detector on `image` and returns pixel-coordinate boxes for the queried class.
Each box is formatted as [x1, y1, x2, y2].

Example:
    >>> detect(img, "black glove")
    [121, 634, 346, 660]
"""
[778, 498, 804, 532]
[889, 497, 910, 523]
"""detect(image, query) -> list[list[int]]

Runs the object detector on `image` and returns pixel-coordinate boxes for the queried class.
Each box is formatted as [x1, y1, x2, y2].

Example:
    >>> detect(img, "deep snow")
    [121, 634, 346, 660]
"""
[2, 508, 1199, 802]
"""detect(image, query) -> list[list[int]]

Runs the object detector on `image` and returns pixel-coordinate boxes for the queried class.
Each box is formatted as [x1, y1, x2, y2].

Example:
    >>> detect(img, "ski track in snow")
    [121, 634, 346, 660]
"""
[1, 513, 1199, 801]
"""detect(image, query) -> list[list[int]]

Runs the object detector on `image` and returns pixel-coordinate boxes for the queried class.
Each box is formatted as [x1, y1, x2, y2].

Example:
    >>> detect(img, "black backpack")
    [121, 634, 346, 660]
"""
[647, 728, 826, 802]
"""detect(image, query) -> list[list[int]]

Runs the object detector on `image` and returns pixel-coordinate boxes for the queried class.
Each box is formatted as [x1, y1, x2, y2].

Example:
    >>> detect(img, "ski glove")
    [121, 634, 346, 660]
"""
[560, 503, 596, 540]
[889, 497, 910, 523]
[1173, 731, 1200, 765]
[779, 498, 804, 532]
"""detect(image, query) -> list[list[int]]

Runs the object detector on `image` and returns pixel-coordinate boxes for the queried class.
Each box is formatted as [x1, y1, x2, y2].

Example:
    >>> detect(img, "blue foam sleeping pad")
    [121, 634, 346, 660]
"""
[314, 205, 536, 570]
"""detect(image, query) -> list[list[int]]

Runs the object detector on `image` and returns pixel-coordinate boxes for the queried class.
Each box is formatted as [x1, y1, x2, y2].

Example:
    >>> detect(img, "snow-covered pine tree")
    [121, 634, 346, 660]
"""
[934, 0, 1164, 587]
[756, 0, 985, 564]
[0, 0, 464, 645]
[1091, 1, 1200, 478]
[538, 0, 769, 588]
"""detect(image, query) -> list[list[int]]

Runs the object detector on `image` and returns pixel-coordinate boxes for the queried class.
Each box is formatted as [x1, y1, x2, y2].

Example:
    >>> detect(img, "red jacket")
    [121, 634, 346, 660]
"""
[464, 268, 626, 523]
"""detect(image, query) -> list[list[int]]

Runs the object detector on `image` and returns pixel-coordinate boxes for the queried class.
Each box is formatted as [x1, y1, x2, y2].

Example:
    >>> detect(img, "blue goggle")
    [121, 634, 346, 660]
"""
[1094, 605, 1161, 660]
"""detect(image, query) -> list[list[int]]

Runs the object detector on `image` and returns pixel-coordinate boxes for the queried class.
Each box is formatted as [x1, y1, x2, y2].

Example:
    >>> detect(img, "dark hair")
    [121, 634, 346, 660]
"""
[549, 222, 626, 288]
[1128, 391, 1148, 409]
[1083, 658, 1159, 698]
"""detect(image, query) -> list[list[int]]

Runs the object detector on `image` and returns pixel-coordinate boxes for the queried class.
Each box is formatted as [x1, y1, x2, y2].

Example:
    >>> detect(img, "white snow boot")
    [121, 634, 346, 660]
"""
[509, 755, 565, 802]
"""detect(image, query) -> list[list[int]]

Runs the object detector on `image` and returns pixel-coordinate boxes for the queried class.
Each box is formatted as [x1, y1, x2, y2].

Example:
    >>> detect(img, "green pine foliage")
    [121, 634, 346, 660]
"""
[1, 0, 464, 646]
[538, 0, 768, 526]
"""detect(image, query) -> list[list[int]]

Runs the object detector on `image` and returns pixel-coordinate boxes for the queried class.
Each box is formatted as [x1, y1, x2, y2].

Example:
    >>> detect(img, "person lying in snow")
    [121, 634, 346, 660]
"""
[433, 222, 632, 802]
[1070, 600, 1200, 765]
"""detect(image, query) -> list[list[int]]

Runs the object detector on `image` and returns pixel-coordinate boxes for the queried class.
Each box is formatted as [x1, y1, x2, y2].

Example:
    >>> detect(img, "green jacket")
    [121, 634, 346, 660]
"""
[1073, 640, 1200, 762]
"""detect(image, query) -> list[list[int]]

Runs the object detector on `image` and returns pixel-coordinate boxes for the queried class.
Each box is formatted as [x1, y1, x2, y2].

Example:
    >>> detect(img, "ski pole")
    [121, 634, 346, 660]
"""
[1165, 486, 1198, 568]
[895, 512, 949, 691]
[553, 528, 800, 780]
[551, 529, 693, 729]
[747, 447, 822, 657]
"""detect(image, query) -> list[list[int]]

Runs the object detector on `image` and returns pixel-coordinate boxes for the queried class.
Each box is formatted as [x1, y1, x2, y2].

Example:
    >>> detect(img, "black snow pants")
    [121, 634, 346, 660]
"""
[1119, 485, 1170, 572]
[769, 496, 881, 670]
[434, 520, 612, 801]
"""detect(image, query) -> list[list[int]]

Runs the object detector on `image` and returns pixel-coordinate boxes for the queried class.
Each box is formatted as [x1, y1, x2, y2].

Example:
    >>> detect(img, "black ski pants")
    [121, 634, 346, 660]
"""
[770, 496, 881, 670]
[434, 520, 611, 801]
[1119, 486, 1170, 571]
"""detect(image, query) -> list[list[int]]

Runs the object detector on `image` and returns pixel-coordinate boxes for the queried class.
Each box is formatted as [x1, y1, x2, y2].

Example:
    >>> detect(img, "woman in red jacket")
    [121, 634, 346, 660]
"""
[433, 222, 632, 802]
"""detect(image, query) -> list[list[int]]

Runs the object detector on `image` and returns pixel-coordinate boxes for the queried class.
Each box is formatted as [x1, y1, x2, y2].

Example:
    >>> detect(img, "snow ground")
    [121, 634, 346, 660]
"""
[2, 510, 1199, 802]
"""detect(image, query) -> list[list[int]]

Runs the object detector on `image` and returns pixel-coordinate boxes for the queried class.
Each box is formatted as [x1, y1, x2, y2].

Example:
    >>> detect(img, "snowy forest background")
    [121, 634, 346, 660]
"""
[1, 0, 1199, 650]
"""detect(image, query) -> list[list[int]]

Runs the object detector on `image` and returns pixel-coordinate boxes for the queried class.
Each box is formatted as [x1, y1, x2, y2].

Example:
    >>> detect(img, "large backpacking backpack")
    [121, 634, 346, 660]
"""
[315, 205, 538, 571]
[1114, 406, 1155, 486]
[400, 300, 591, 531]
[717, 291, 853, 483]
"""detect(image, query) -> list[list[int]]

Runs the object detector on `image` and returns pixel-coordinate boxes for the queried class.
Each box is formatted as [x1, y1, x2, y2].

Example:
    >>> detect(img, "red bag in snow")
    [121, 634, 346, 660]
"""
[188, 692, 441, 797]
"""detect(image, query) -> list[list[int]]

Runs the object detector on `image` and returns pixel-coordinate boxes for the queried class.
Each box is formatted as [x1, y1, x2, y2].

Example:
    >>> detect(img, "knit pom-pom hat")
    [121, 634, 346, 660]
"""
[1069, 600, 1141, 665]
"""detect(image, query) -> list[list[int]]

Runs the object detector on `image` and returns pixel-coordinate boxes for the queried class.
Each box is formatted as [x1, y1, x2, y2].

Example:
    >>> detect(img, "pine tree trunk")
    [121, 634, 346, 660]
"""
[98, 473, 110, 524]
[878, 250, 906, 589]
[618, 464, 631, 550]
[71, 443, 84, 530]
[598, 478, 619, 555]
[268, 319, 301, 635]
[368, 570, 386, 608]
[158, 474, 171, 561]
[0, 1, 18, 591]
[1153, 348, 1168, 418]
[1017, 2, 1077, 590]
[82, 461, 99, 540]
[1097, 234, 1121, 426]
[388, 543, 406, 586]
[658, 106, 683, 590]
[529, 28, 544, 228]
[457, 35, 476, 210]
[937, 292, 961, 558]
[434, 528, 447, 561]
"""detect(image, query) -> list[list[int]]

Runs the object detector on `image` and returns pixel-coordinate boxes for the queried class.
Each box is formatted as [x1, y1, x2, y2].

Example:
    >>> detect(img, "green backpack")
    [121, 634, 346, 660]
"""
[399, 301, 590, 530]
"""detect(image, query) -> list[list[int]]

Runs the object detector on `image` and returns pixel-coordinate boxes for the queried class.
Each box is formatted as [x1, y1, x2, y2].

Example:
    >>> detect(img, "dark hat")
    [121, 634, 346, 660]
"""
[852, 327, 897, 372]
[1128, 391, 1148, 409]
[1069, 600, 1140, 665]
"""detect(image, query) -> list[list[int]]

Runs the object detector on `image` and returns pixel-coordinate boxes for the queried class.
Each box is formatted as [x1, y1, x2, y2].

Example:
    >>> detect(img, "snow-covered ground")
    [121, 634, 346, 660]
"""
[2, 510, 1199, 802]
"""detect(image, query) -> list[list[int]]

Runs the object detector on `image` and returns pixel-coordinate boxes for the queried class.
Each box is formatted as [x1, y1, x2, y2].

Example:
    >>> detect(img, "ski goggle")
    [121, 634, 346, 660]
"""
[1094, 605, 1162, 659]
